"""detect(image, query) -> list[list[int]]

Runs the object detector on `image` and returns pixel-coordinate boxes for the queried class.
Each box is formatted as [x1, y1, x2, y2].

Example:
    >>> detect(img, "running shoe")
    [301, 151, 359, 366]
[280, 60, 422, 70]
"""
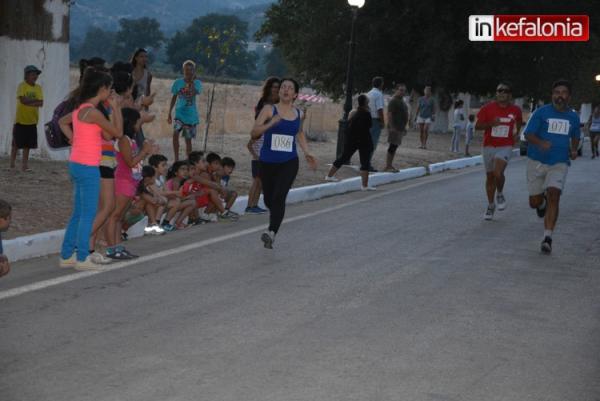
[219, 210, 239, 221]
[75, 255, 106, 271]
[361, 186, 377, 191]
[496, 194, 507, 211]
[59, 254, 77, 268]
[145, 225, 166, 235]
[119, 247, 139, 259]
[161, 223, 176, 232]
[541, 236, 552, 254]
[246, 206, 268, 215]
[261, 231, 275, 249]
[484, 204, 495, 220]
[254, 206, 268, 214]
[106, 248, 133, 261]
[324, 175, 340, 182]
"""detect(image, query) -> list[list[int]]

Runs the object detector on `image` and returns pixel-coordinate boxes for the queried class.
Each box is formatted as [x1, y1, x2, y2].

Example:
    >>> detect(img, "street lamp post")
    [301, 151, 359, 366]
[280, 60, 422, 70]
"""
[336, 0, 365, 159]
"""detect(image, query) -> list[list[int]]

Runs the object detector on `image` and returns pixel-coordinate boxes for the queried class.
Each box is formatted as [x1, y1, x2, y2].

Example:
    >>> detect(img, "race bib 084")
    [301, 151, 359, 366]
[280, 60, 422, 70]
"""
[271, 134, 294, 152]
[547, 118, 570, 135]
[491, 125, 510, 138]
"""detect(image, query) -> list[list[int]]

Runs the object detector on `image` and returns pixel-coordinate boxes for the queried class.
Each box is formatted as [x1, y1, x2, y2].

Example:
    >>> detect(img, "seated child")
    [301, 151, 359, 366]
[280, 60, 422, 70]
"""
[149, 154, 194, 230]
[206, 153, 238, 215]
[185, 151, 238, 221]
[137, 165, 167, 235]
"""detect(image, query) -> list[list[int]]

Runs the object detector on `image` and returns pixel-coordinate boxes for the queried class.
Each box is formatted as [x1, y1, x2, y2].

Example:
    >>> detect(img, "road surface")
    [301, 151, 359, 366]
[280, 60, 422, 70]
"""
[1, 155, 599, 401]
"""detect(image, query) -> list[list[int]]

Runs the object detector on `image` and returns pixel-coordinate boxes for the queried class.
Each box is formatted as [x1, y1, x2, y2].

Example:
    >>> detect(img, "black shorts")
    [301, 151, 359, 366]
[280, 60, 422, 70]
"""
[13, 123, 38, 149]
[99, 166, 115, 179]
[251, 160, 261, 178]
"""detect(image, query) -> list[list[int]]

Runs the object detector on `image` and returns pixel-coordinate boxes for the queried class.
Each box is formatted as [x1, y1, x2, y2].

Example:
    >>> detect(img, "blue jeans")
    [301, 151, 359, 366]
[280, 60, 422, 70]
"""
[61, 162, 100, 261]
[368, 119, 383, 166]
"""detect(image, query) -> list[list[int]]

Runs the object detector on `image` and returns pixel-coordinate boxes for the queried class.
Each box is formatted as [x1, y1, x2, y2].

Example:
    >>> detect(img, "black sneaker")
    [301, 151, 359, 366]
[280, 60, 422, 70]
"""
[120, 248, 139, 259]
[106, 248, 133, 260]
[261, 231, 274, 249]
[541, 236, 552, 254]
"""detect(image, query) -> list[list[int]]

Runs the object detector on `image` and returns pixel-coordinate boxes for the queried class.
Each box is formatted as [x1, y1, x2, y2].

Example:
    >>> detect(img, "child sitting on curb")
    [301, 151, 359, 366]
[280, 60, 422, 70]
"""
[206, 153, 238, 215]
[184, 151, 238, 222]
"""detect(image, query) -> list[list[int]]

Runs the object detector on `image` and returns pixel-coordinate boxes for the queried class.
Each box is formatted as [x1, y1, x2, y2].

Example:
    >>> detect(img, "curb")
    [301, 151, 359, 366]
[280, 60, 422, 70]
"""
[3, 159, 470, 262]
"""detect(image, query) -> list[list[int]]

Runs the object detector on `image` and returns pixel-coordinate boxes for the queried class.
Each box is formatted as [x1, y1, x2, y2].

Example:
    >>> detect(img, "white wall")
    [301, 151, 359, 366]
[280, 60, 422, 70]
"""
[0, 38, 70, 160]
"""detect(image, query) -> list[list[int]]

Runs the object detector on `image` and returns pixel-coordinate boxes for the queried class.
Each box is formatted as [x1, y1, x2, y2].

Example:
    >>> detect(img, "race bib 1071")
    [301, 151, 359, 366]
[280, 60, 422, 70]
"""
[271, 134, 294, 152]
[547, 118, 570, 135]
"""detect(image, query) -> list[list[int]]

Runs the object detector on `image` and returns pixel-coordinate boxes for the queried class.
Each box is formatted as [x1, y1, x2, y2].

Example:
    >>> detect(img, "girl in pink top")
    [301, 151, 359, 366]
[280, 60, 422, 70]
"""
[106, 108, 152, 260]
[58, 68, 123, 270]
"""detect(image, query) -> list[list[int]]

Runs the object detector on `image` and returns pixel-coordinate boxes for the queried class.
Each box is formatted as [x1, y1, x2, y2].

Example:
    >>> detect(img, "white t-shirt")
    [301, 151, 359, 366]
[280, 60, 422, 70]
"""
[367, 88, 385, 119]
[453, 108, 466, 129]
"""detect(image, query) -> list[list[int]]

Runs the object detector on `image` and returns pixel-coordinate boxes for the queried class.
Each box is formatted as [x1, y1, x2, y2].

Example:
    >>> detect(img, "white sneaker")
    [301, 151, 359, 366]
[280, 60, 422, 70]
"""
[59, 254, 77, 268]
[144, 226, 155, 235]
[75, 255, 105, 271]
[152, 225, 166, 235]
[90, 252, 113, 265]
[324, 175, 340, 182]
[361, 186, 377, 191]
[484, 204, 495, 220]
[496, 194, 507, 211]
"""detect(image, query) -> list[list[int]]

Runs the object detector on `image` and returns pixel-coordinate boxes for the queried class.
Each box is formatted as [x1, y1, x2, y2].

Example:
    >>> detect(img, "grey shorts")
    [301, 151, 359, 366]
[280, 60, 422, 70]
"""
[526, 159, 568, 195]
[482, 146, 512, 172]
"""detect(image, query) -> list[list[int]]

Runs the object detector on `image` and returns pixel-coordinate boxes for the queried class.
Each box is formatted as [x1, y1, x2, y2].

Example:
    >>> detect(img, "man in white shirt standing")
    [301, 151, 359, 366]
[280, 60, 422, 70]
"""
[367, 76, 385, 171]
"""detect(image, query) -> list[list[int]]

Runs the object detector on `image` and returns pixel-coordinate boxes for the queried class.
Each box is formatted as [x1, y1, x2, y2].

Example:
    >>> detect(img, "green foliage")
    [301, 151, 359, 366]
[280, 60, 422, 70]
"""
[72, 27, 117, 62]
[166, 14, 258, 79]
[264, 47, 289, 77]
[111, 17, 165, 62]
[258, 0, 600, 102]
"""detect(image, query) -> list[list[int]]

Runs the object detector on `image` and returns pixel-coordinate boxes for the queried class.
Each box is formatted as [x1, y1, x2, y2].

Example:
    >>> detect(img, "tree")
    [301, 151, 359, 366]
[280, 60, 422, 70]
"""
[257, 0, 600, 102]
[264, 48, 289, 77]
[165, 14, 257, 79]
[73, 27, 117, 63]
[111, 17, 165, 62]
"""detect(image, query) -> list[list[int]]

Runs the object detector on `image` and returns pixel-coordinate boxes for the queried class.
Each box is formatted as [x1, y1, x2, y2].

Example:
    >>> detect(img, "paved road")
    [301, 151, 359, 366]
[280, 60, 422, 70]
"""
[1, 155, 600, 401]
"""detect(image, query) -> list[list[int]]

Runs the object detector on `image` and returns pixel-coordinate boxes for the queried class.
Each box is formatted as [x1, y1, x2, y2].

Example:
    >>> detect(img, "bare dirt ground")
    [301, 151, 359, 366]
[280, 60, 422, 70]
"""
[0, 129, 483, 239]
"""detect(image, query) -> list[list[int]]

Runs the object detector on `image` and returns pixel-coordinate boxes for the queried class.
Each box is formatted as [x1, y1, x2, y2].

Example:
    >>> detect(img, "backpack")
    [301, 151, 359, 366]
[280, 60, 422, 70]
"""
[44, 99, 74, 148]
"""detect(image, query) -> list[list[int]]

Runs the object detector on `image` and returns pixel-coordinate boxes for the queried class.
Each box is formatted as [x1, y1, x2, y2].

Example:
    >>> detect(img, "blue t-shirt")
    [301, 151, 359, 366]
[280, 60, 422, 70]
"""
[171, 79, 202, 125]
[524, 104, 580, 166]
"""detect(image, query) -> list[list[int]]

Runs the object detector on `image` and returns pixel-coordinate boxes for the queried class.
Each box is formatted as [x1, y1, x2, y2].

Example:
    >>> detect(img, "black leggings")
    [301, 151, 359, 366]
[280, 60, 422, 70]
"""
[333, 140, 373, 171]
[260, 158, 299, 234]
[388, 143, 398, 154]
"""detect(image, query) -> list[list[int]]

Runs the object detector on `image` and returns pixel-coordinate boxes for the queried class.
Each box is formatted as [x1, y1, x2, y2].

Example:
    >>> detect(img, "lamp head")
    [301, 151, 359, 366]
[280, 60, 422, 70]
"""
[348, 0, 365, 8]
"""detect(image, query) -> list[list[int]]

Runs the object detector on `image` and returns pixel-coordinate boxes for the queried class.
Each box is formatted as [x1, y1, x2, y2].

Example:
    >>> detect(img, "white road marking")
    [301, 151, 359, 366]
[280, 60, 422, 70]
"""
[0, 169, 480, 301]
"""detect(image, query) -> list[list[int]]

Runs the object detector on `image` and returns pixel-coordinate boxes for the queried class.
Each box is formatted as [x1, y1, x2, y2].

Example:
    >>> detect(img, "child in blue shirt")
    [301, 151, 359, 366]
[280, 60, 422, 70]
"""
[167, 60, 202, 162]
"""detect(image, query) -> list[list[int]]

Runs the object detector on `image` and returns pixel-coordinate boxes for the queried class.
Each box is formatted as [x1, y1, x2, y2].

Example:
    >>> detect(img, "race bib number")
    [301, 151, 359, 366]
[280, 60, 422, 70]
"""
[271, 134, 293, 152]
[547, 118, 570, 135]
[491, 125, 510, 138]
